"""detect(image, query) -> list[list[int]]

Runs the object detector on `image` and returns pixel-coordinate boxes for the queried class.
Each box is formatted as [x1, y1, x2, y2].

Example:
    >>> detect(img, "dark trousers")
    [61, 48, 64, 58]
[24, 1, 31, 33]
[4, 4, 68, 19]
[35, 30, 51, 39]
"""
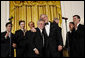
[45, 47, 60, 57]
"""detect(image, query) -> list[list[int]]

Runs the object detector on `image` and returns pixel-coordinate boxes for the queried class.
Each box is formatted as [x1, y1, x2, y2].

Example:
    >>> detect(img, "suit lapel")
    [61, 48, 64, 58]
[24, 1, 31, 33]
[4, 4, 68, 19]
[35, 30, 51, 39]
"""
[43, 27, 48, 37]
[36, 28, 43, 39]
[77, 24, 81, 30]
[20, 29, 24, 36]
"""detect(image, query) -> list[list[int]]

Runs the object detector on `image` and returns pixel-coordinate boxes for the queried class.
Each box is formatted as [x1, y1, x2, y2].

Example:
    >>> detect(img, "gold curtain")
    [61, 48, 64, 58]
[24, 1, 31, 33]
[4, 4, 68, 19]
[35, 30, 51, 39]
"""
[9, 1, 62, 57]
[10, 1, 62, 33]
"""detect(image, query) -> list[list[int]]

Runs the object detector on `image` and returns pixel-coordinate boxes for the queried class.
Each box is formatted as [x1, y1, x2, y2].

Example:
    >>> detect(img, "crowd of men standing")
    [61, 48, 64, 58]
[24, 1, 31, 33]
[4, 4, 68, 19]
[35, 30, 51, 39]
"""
[1, 14, 84, 57]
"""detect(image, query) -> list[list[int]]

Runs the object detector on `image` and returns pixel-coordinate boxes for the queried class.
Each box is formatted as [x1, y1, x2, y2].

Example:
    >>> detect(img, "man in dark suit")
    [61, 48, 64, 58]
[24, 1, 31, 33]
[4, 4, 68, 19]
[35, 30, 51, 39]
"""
[24, 21, 36, 57]
[25, 30, 35, 57]
[53, 18, 63, 57]
[1, 22, 16, 57]
[53, 18, 62, 33]
[33, 19, 45, 57]
[25, 19, 45, 57]
[72, 15, 84, 57]
[15, 20, 27, 57]
[65, 22, 75, 57]
[40, 14, 63, 57]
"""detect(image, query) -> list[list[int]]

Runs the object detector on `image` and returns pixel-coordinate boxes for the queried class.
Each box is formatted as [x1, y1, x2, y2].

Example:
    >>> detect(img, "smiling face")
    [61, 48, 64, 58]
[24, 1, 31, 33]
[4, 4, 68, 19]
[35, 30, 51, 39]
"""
[40, 15, 48, 23]
[37, 20, 45, 30]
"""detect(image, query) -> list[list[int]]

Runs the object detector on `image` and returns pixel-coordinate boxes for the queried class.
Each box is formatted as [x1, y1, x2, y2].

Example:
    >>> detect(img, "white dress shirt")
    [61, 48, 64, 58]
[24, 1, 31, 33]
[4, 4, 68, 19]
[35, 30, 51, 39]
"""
[9, 32, 11, 38]
[45, 22, 50, 36]
[39, 28, 42, 33]
[75, 23, 80, 30]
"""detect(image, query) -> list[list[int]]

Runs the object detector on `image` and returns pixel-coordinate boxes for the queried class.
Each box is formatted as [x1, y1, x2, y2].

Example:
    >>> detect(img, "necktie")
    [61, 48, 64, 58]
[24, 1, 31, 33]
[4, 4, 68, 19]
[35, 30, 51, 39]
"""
[23, 29, 25, 36]
[41, 31, 45, 47]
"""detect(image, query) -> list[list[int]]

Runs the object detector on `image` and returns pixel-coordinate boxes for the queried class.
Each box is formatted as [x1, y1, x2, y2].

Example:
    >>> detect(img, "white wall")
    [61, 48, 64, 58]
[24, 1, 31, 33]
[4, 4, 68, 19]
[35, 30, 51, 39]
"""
[1, 1, 9, 32]
[61, 1, 84, 46]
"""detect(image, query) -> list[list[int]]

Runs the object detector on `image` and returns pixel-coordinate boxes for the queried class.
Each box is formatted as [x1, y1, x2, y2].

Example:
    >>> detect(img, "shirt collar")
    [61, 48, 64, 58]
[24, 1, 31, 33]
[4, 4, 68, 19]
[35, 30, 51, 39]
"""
[77, 22, 80, 27]
[38, 28, 42, 33]
[6, 31, 11, 33]
[21, 29, 25, 31]
[75, 22, 80, 30]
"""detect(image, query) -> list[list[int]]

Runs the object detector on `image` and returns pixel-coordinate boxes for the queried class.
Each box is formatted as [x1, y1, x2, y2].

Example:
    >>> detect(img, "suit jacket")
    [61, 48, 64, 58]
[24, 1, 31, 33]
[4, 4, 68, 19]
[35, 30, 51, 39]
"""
[65, 24, 84, 57]
[53, 22, 63, 46]
[1, 31, 15, 57]
[34, 28, 45, 57]
[25, 28, 45, 57]
[24, 30, 36, 57]
[15, 29, 26, 46]
[53, 22, 63, 57]
[43, 22, 63, 57]
[15, 29, 27, 57]
[65, 29, 75, 56]
[73, 24, 84, 57]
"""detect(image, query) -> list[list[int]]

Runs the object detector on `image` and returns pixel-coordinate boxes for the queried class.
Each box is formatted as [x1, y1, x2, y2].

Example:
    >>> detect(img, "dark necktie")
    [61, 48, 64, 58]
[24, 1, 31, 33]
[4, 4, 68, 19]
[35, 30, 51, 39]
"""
[41, 31, 45, 47]
[45, 23, 48, 25]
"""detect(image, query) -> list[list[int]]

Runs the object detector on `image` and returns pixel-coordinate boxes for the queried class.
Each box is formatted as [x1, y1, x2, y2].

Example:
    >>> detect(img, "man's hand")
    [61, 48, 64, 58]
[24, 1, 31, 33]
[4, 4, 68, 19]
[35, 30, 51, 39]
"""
[31, 28, 36, 32]
[34, 48, 39, 55]
[12, 43, 16, 48]
[58, 45, 63, 51]
[5, 32, 9, 39]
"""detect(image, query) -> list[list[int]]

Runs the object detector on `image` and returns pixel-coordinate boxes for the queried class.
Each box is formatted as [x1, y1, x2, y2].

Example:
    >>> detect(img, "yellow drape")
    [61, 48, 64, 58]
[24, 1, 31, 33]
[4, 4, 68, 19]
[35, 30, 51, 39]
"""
[9, 1, 62, 57]
[10, 1, 62, 33]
